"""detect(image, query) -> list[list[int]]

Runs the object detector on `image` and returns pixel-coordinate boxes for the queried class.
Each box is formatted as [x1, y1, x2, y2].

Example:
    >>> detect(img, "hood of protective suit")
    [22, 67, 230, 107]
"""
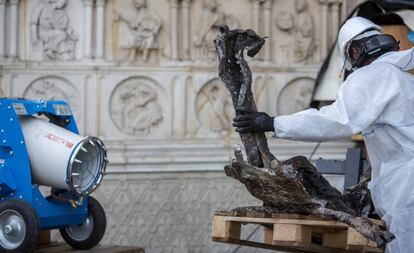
[374, 48, 414, 71]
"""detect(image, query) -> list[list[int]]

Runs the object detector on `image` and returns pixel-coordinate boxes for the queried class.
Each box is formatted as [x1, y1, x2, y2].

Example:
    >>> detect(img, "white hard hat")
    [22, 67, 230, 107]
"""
[338, 17, 383, 58]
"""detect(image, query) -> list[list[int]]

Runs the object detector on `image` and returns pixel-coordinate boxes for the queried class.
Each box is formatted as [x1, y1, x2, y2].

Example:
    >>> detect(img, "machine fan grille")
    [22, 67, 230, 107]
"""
[68, 137, 107, 195]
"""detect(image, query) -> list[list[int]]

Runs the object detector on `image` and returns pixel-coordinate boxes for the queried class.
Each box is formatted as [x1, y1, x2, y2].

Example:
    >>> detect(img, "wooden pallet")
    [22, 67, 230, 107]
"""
[212, 211, 385, 253]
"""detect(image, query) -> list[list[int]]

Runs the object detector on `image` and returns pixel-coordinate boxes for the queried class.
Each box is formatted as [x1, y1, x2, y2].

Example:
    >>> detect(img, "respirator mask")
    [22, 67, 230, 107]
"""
[345, 34, 400, 71]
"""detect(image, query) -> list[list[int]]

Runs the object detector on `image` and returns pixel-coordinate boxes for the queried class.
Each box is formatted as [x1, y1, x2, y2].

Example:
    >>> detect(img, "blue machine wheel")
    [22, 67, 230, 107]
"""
[0, 199, 40, 253]
[59, 197, 106, 250]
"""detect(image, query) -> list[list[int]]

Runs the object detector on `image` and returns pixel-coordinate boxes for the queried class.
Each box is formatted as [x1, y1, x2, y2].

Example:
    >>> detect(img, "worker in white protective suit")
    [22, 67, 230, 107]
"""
[233, 16, 414, 253]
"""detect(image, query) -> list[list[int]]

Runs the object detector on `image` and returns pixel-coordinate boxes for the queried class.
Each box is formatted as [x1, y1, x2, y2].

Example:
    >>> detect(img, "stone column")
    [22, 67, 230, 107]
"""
[0, 0, 6, 58]
[8, 0, 20, 59]
[95, 0, 106, 60]
[341, 0, 348, 22]
[83, 0, 93, 60]
[330, 0, 340, 45]
[263, 0, 273, 61]
[251, 0, 261, 33]
[319, 0, 329, 59]
[169, 0, 179, 60]
[181, 0, 192, 60]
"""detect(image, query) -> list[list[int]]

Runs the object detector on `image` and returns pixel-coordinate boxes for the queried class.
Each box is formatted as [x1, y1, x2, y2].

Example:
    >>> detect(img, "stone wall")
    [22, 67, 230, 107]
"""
[0, 0, 358, 252]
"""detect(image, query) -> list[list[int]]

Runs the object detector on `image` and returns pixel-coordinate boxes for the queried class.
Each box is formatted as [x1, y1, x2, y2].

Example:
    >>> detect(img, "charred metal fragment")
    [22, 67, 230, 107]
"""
[214, 27, 394, 248]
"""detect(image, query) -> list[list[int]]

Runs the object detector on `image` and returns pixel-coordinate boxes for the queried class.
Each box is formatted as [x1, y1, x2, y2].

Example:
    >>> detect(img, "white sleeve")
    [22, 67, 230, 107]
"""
[274, 64, 399, 142]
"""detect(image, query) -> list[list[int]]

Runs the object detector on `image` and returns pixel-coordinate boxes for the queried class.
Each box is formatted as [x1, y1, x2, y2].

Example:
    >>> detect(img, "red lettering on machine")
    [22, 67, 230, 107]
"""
[44, 133, 74, 149]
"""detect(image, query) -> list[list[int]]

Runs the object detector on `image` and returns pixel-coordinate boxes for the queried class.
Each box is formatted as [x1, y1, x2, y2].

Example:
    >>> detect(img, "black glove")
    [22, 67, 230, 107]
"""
[233, 107, 274, 133]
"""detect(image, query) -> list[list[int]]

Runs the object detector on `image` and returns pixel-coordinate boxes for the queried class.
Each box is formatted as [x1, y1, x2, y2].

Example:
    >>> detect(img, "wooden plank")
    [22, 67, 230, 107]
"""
[370, 219, 386, 228]
[323, 230, 348, 249]
[273, 224, 312, 246]
[37, 230, 51, 246]
[218, 216, 350, 229]
[346, 228, 378, 249]
[215, 211, 322, 220]
[214, 236, 365, 253]
[215, 214, 384, 227]
[263, 227, 273, 244]
[34, 243, 145, 253]
[285, 243, 355, 253]
[215, 210, 274, 218]
[351, 134, 364, 142]
[271, 214, 323, 220]
[215, 212, 384, 225]
[360, 246, 383, 253]
[35, 243, 69, 253]
[211, 216, 241, 240]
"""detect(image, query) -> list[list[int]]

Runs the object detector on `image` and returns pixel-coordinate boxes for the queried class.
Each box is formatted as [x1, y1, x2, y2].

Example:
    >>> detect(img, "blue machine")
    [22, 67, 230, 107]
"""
[0, 98, 107, 253]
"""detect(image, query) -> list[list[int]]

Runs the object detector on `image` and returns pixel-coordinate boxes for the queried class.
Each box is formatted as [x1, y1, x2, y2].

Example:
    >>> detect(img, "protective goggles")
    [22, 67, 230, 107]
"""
[345, 33, 399, 70]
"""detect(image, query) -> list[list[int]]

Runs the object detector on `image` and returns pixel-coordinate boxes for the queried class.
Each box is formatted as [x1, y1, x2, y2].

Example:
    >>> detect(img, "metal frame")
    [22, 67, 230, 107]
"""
[316, 148, 370, 191]
[0, 98, 88, 230]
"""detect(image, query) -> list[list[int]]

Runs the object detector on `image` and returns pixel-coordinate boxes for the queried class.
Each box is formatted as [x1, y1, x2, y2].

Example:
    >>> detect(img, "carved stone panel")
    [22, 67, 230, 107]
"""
[277, 77, 314, 115]
[110, 77, 164, 136]
[195, 79, 233, 135]
[113, 0, 162, 63]
[30, 0, 79, 61]
[193, 0, 240, 61]
[23, 76, 79, 116]
[274, 0, 317, 64]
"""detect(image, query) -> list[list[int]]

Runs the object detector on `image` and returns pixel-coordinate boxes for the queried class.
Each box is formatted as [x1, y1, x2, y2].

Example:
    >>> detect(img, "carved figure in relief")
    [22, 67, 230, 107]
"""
[275, 11, 294, 32]
[194, 0, 240, 60]
[30, 0, 78, 60]
[196, 80, 233, 134]
[277, 78, 314, 115]
[293, 82, 313, 112]
[114, 0, 162, 62]
[276, 0, 316, 63]
[24, 78, 78, 115]
[292, 0, 316, 63]
[112, 82, 163, 135]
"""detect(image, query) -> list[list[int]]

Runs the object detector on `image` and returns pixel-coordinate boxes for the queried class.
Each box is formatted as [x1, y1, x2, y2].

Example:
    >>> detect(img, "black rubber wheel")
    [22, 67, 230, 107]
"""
[0, 199, 40, 253]
[59, 196, 106, 250]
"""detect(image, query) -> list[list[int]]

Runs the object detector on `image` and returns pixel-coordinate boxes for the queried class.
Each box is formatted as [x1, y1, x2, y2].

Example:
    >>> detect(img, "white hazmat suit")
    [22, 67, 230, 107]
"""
[274, 48, 414, 253]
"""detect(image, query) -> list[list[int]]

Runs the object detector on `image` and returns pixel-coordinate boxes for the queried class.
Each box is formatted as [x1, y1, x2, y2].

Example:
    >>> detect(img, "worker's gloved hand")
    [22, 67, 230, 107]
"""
[233, 107, 274, 133]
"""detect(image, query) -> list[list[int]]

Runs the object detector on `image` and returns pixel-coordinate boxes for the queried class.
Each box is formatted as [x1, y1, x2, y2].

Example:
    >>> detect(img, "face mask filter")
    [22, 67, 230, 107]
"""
[347, 34, 400, 69]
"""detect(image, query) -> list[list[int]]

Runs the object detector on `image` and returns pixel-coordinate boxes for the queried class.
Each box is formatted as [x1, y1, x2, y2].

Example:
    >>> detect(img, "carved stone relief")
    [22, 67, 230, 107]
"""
[23, 76, 78, 115]
[275, 11, 294, 31]
[277, 77, 314, 115]
[196, 79, 233, 135]
[193, 0, 240, 61]
[110, 78, 164, 136]
[276, 0, 317, 63]
[30, 0, 78, 60]
[114, 0, 162, 62]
